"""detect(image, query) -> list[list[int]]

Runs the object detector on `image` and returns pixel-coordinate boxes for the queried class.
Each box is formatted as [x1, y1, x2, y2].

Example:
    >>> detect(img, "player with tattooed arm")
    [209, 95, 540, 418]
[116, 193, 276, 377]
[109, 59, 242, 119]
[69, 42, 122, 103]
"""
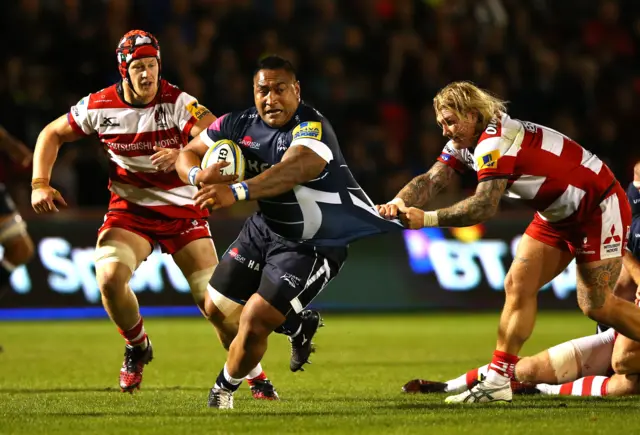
[377, 81, 640, 403]
[176, 56, 402, 409]
[404, 172, 640, 398]
[30, 30, 280, 399]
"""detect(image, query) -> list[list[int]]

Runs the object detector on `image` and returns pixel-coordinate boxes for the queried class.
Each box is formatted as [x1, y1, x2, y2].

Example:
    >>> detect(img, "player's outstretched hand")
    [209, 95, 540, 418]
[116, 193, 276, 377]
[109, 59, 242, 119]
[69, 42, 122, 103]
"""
[151, 146, 180, 172]
[32, 186, 68, 213]
[197, 161, 238, 185]
[193, 184, 236, 211]
[398, 207, 425, 229]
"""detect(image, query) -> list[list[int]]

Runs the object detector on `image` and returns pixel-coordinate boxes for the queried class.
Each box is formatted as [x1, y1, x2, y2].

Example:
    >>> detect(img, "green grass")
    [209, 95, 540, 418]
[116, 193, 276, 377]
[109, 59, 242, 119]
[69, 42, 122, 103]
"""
[1, 312, 638, 434]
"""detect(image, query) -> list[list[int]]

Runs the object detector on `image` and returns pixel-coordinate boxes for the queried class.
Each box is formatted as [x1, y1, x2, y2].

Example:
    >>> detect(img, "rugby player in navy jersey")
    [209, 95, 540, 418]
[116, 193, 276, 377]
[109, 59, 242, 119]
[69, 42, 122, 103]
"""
[176, 56, 402, 408]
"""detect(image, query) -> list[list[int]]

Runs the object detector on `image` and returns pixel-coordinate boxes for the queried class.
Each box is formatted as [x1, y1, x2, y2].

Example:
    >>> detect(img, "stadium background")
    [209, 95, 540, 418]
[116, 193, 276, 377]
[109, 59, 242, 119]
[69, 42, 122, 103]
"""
[2, 0, 640, 318]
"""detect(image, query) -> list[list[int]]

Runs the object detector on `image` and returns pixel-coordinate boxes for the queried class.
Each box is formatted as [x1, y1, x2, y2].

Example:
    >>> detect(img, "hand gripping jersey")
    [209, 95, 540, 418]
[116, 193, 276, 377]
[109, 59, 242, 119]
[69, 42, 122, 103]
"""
[67, 79, 205, 219]
[201, 103, 402, 247]
[437, 113, 616, 224]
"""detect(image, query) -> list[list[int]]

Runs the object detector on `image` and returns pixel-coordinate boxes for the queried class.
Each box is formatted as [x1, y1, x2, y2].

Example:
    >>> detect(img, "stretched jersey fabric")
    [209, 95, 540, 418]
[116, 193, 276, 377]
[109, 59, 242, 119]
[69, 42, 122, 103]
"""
[201, 103, 402, 247]
[67, 79, 206, 219]
[437, 113, 616, 224]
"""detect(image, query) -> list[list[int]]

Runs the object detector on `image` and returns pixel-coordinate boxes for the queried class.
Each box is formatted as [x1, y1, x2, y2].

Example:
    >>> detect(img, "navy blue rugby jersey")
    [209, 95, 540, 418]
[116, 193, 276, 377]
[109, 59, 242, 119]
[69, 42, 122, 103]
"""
[200, 103, 402, 246]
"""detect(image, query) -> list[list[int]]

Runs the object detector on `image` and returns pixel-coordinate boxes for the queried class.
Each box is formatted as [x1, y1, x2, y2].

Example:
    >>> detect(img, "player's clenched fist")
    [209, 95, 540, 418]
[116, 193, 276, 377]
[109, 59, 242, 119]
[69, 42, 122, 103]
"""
[31, 179, 68, 213]
[398, 207, 426, 229]
[193, 184, 236, 211]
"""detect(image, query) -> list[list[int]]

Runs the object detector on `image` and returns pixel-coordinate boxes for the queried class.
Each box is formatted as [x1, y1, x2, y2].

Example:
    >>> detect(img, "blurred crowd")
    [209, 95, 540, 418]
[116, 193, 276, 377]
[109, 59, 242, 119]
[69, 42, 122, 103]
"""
[1, 0, 640, 212]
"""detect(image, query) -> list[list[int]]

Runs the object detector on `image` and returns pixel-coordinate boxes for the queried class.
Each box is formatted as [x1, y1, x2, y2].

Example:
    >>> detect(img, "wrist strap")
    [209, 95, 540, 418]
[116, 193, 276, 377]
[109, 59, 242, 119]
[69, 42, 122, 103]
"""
[423, 211, 439, 227]
[188, 166, 201, 186]
[31, 178, 50, 190]
[230, 182, 249, 201]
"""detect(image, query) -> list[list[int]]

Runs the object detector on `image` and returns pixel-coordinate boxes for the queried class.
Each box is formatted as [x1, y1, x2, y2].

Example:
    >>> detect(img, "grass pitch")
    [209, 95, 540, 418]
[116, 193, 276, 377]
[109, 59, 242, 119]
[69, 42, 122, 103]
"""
[1, 312, 637, 435]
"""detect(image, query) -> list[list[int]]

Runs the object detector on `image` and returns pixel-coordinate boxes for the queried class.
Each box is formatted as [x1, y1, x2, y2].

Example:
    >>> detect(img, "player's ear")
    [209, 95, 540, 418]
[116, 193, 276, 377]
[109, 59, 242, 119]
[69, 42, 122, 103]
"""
[294, 81, 301, 102]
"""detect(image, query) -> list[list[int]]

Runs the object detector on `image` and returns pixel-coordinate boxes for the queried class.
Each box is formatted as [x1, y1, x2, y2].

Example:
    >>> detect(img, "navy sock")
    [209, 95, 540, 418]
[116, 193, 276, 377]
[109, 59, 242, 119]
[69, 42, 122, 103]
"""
[215, 368, 241, 392]
[273, 311, 303, 336]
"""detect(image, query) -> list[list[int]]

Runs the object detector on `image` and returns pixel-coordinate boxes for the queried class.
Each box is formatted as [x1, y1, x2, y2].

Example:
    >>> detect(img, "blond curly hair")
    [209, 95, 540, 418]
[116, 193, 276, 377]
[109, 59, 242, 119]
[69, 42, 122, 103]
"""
[433, 81, 507, 127]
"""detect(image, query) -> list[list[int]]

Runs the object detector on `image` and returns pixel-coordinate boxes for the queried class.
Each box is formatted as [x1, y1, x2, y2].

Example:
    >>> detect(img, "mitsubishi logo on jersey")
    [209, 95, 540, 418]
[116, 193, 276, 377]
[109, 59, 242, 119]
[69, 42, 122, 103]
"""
[603, 225, 621, 244]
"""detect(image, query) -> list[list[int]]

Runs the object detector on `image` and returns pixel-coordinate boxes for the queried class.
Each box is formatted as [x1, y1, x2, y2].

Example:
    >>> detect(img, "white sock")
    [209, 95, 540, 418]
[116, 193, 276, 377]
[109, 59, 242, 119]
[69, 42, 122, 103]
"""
[445, 364, 490, 393]
[485, 368, 511, 386]
[223, 364, 243, 386]
[245, 363, 263, 380]
[536, 383, 561, 395]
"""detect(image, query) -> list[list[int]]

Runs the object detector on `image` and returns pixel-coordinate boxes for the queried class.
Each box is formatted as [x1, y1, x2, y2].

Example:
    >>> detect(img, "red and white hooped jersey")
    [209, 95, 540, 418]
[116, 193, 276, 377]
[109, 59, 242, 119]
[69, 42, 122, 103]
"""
[67, 79, 206, 219]
[437, 113, 616, 223]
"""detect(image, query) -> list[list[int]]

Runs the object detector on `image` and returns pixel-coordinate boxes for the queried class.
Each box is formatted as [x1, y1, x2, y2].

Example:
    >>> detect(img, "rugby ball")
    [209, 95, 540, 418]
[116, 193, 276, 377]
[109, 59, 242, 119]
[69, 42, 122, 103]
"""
[201, 139, 245, 182]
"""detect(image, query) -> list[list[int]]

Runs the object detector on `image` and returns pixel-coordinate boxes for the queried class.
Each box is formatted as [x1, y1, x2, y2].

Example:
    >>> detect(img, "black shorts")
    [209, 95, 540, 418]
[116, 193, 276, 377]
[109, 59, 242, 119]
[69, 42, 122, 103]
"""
[0, 184, 17, 216]
[210, 213, 348, 316]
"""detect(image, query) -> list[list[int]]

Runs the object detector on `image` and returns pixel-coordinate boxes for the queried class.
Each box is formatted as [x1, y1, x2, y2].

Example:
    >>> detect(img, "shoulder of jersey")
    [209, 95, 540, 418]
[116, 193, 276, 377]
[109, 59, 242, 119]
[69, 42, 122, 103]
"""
[157, 79, 183, 103]
[85, 84, 120, 109]
[297, 103, 324, 123]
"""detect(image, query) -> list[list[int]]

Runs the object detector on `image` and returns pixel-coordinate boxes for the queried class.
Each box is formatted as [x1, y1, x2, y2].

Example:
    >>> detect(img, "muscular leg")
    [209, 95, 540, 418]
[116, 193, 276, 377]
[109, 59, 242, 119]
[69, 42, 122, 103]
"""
[95, 228, 151, 333]
[226, 294, 285, 379]
[445, 235, 574, 403]
[576, 258, 640, 343]
[171, 238, 229, 337]
[497, 235, 575, 357]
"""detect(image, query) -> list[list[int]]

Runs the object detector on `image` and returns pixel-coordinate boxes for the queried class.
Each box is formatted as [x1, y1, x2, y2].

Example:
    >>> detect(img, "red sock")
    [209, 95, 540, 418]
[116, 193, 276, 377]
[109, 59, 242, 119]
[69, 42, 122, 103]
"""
[488, 350, 519, 379]
[465, 368, 479, 389]
[558, 376, 609, 396]
[246, 371, 267, 385]
[118, 317, 147, 347]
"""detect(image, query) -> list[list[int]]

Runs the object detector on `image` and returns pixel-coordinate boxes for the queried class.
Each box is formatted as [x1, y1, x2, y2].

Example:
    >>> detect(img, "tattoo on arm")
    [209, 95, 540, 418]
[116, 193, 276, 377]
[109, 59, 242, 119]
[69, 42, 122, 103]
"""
[435, 178, 508, 227]
[245, 145, 326, 200]
[397, 162, 456, 208]
[577, 260, 622, 311]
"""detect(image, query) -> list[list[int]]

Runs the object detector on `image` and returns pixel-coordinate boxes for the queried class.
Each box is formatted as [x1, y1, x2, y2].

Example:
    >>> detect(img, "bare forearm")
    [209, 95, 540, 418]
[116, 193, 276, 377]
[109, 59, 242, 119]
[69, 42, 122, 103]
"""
[435, 195, 496, 227]
[176, 150, 202, 185]
[245, 157, 323, 200]
[434, 179, 507, 227]
[33, 129, 63, 180]
[396, 162, 454, 208]
[397, 174, 438, 208]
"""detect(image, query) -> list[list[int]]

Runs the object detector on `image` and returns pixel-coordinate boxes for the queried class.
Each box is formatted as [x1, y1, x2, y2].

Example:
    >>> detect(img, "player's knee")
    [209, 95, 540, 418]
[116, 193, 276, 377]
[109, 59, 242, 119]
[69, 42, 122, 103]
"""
[514, 357, 539, 383]
[3, 234, 35, 266]
[204, 286, 242, 349]
[612, 351, 639, 375]
[503, 273, 535, 305]
[187, 266, 216, 309]
[95, 263, 130, 300]
[577, 295, 612, 322]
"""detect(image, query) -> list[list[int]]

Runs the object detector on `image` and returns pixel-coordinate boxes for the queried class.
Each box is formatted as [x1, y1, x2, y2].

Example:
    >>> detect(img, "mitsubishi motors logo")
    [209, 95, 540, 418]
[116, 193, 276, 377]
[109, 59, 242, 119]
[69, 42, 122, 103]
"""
[603, 225, 621, 244]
